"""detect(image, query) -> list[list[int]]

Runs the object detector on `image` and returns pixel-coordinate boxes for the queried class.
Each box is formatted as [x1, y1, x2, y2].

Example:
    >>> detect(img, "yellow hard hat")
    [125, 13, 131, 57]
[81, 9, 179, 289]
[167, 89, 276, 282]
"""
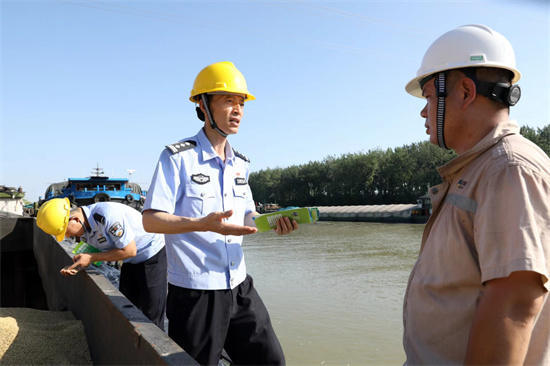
[36, 198, 71, 242]
[189, 61, 255, 102]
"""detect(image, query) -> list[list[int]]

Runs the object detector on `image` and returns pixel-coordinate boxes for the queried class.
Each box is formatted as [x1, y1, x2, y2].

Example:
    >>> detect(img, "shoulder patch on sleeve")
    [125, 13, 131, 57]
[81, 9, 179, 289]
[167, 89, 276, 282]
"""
[166, 140, 197, 154]
[108, 222, 124, 237]
[233, 148, 250, 163]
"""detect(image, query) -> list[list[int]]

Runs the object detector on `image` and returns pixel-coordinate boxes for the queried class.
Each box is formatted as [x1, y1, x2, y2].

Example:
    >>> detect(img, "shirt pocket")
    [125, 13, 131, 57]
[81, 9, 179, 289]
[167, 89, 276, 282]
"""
[183, 184, 217, 216]
[232, 185, 249, 218]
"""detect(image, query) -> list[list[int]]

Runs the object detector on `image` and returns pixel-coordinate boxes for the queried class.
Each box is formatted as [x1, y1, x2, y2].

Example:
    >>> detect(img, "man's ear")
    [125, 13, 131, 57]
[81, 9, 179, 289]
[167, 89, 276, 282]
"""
[460, 77, 477, 110]
[198, 99, 206, 113]
[196, 99, 206, 122]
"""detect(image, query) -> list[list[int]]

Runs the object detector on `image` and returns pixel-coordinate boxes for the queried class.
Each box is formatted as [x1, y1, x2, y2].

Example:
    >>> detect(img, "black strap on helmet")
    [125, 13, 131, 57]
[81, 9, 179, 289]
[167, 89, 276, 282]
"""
[434, 72, 448, 150]
[200, 94, 228, 138]
[419, 72, 449, 150]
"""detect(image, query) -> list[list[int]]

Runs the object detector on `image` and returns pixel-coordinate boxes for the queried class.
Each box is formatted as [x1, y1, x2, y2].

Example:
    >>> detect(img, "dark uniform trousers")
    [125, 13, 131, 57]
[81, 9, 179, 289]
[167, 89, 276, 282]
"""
[119, 246, 167, 330]
[167, 274, 285, 366]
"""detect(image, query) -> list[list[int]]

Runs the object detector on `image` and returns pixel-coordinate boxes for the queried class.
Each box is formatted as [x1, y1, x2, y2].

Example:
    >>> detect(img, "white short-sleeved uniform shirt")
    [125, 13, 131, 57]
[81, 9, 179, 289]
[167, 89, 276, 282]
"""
[403, 121, 550, 365]
[143, 128, 256, 290]
[80, 202, 164, 264]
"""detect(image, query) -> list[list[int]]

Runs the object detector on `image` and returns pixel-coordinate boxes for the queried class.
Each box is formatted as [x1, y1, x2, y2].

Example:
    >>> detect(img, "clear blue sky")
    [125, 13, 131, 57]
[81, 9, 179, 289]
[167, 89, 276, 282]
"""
[2, 0, 549, 202]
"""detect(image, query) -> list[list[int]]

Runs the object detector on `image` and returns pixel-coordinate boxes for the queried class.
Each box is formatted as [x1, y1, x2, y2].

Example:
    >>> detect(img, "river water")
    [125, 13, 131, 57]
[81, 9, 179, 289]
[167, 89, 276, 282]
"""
[242, 221, 424, 366]
[92, 220, 423, 365]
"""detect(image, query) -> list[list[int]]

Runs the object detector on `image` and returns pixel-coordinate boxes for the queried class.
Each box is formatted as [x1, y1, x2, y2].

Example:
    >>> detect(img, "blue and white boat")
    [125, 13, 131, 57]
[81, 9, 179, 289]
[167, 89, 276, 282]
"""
[41, 166, 146, 210]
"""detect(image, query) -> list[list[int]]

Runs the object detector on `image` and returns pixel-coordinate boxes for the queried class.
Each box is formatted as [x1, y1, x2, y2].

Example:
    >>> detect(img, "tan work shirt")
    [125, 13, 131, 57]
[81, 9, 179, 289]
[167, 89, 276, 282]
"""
[403, 120, 550, 365]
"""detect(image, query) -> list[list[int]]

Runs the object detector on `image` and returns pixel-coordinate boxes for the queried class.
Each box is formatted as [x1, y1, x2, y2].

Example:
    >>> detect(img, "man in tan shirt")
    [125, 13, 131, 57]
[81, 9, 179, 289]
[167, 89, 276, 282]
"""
[403, 24, 550, 365]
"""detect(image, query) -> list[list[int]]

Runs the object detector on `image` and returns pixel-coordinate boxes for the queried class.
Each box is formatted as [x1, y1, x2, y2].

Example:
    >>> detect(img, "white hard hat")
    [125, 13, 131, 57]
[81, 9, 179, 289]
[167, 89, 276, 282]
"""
[406, 24, 521, 98]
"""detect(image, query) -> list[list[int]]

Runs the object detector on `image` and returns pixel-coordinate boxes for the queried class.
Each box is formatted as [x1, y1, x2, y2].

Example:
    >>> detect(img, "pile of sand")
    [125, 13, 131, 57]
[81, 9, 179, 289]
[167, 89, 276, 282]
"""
[0, 308, 92, 365]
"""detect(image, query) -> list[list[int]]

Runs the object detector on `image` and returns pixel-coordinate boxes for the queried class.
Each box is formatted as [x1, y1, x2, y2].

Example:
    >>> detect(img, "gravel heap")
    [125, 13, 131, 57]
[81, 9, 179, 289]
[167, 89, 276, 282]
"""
[0, 307, 93, 365]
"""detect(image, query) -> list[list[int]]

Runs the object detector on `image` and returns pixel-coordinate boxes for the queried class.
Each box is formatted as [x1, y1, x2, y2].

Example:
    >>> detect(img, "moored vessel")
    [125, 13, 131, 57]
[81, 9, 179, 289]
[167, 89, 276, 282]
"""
[40, 165, 146, 211]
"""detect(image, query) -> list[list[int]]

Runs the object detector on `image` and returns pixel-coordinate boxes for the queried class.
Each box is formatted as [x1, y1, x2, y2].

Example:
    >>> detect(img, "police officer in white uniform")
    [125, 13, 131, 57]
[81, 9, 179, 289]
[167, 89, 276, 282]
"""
[37, 198, 167, 330]
[142, 61, 298, 365]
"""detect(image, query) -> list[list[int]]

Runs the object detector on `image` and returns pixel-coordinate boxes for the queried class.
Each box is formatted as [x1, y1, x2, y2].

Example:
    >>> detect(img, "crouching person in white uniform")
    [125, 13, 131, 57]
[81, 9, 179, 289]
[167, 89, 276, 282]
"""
[37, 198, 167, 330]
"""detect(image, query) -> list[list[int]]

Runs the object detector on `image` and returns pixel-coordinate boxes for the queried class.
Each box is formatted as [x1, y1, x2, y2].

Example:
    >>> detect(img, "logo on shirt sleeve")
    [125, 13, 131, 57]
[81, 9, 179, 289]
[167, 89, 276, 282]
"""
[108, 222, 124, 237]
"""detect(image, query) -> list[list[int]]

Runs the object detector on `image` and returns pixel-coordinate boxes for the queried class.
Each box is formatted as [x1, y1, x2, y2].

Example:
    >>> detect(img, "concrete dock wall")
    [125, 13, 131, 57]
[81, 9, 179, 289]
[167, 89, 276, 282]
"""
[0, 214, 198, 365]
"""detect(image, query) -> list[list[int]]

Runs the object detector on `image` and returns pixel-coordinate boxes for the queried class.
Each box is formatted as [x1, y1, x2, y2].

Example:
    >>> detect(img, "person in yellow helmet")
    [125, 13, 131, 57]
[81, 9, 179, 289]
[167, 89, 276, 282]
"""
[36, 198, 167, 331]
[403, 25, 550, 364]
[142, 61, 297, 365]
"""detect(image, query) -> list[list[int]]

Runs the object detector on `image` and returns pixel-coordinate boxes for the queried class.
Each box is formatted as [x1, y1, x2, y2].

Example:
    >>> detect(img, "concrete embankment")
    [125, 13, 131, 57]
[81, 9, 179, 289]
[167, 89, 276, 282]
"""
[0, 212, 198, 365]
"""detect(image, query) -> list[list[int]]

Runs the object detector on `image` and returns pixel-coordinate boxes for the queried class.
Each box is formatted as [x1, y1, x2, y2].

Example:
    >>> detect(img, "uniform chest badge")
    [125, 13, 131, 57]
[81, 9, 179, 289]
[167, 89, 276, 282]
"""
[192, 174, 210, 185]
[457, 179, 468, 189]
[108, 222, 124, 237]
[98, 235, 107, 243]
[235, 177, 247, 185]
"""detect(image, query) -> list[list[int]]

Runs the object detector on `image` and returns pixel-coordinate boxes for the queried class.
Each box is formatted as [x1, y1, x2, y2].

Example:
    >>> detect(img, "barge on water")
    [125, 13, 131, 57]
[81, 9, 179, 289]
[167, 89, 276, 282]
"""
[315, 195, 432, 224]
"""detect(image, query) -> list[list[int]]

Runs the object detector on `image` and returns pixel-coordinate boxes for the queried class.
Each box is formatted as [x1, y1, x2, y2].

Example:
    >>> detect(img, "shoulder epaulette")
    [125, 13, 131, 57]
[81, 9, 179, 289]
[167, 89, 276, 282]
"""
[166, 140, 197, 154]
[233, 148, 250, 163]
[93, 213, 105, 224]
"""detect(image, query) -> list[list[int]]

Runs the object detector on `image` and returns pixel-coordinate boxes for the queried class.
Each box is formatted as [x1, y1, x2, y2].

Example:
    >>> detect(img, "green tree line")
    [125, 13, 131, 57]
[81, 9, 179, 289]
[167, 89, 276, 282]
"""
[250, 124, 549, 207]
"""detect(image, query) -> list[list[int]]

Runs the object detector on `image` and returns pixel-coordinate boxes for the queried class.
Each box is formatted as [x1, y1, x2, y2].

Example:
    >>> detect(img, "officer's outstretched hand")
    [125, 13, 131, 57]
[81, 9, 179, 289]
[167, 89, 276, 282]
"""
[60, 265, 83, 277]
[60, 253, 91, 277]
[273, 216, 299, 236]
[203, 210, 258, 236]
